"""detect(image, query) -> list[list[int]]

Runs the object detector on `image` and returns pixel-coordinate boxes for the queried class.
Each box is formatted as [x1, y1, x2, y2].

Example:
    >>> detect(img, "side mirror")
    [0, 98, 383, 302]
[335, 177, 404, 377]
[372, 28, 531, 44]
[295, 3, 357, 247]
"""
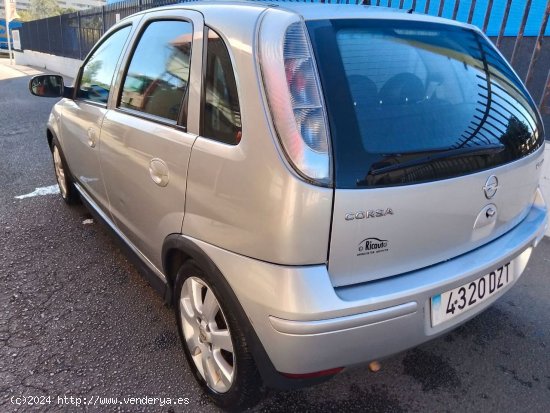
[29, 75, 65, 98]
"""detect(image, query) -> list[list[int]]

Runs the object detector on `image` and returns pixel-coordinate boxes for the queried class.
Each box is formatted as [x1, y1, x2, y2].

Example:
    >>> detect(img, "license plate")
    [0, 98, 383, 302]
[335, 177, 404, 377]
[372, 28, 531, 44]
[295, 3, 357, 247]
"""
[431, 262, 512, 327]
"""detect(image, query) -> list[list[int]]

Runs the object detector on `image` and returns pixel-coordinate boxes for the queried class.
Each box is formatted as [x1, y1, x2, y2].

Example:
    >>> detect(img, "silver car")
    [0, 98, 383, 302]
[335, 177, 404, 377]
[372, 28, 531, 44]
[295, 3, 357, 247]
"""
[30, 2, 548, 409]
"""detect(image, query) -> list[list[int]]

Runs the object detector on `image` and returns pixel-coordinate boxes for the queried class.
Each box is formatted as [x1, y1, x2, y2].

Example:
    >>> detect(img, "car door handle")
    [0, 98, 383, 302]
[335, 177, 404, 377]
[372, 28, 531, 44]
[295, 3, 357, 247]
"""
[87, 127, 97, 148]
[149, 158, 170, 187]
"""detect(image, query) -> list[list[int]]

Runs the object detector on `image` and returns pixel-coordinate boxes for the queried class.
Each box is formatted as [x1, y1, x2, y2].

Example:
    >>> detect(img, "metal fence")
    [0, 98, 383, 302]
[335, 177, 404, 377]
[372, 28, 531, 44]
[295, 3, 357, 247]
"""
[17, 0, 550, 115]
[19, 0, 183, 60]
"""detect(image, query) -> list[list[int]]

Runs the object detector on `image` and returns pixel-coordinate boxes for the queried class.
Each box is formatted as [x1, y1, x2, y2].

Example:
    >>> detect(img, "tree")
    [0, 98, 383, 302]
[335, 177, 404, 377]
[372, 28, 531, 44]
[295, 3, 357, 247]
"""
[15, 2, 79, 21]
[60, 7, 77, 14]
[28, 0, 62, 20]
[16, 10, 33, 22]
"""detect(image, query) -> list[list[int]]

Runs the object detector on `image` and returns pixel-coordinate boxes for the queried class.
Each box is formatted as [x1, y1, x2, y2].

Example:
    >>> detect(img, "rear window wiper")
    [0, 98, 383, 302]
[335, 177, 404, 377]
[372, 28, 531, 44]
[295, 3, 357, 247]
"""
[364, 143, 505, 179]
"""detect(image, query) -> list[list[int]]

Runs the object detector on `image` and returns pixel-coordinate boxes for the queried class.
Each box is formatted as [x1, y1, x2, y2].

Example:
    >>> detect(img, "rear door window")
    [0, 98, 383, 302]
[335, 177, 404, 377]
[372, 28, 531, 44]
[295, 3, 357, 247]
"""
[307, 20, 544, 188]
[119, 20, 193, 124]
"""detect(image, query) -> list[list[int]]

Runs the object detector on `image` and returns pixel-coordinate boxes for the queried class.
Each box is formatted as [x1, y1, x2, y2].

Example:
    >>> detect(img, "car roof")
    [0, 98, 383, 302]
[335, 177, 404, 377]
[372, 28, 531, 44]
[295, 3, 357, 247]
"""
[123, 1, 473, 31]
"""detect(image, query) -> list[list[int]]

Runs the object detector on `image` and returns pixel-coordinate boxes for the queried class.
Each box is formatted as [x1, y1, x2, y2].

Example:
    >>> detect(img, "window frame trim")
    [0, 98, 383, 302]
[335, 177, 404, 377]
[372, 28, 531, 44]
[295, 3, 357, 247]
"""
[114, 17, 195, 130]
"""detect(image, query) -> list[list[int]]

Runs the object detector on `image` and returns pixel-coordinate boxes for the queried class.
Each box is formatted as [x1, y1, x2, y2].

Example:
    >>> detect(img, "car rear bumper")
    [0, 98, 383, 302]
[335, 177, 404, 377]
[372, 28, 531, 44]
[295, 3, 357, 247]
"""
[185, 200, 547, 376]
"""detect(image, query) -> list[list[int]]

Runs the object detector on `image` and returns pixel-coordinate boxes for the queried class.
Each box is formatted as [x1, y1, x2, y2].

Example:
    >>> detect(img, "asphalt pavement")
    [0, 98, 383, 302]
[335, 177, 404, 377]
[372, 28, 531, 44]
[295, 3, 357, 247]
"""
[1, 58, 550, 412]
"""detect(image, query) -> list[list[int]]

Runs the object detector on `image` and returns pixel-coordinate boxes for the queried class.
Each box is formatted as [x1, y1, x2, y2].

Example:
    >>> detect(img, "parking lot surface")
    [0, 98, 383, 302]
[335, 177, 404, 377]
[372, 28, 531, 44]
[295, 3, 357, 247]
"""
[1, 59, 550, 412]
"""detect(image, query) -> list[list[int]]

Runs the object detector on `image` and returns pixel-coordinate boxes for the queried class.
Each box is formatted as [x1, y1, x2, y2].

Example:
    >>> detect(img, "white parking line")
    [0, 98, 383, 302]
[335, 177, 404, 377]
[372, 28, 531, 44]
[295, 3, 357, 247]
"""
[15, 185, 60, 200]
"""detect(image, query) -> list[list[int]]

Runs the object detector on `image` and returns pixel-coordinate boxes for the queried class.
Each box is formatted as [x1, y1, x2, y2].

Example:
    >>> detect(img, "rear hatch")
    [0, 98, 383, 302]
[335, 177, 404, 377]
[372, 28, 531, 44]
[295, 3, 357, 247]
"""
[307, 18, 545, 287]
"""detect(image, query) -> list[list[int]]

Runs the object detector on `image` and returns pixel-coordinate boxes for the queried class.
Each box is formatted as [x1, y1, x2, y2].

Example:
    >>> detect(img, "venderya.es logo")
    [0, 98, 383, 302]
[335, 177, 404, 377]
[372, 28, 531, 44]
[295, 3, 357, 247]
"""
[358, 238, 389, 256]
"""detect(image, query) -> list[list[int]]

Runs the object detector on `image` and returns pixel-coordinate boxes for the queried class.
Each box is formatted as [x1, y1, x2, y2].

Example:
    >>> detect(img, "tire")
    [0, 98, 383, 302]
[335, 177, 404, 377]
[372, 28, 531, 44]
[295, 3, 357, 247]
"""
[174, 260, 264, 411]
[51, 137, 79, 205]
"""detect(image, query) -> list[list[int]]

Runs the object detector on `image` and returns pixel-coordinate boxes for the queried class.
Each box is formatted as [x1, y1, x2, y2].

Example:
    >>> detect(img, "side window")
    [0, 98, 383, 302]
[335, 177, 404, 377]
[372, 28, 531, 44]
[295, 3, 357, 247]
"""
[79, 25, 132, 104]
[119, 20, 192, 123]
[202, 29, 242, 145]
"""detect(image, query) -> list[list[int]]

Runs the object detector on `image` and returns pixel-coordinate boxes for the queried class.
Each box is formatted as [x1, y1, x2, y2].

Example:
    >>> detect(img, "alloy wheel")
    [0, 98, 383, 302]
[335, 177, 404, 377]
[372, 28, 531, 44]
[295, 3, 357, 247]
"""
[179, 277, 235, 393]
[53, 146, 68, 199]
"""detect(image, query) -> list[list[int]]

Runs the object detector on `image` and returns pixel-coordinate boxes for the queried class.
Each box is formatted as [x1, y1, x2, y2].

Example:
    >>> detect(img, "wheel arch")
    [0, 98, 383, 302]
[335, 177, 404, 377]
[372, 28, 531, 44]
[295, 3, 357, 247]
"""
[161, 234, 335, 390]
[46, 127, 55, 150]
[162, 235, 243, 308]
[161, 235, 196, 303]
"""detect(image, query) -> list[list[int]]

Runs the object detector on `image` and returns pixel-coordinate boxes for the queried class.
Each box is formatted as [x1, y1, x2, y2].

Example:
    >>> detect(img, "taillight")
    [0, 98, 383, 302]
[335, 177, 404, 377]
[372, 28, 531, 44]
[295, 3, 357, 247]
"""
[259, 14, 331, 185]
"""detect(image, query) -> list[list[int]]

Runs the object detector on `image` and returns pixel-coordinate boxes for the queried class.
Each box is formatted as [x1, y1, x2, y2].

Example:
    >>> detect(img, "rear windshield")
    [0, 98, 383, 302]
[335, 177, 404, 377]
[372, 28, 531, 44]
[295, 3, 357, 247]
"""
[307, 19, 544, 188]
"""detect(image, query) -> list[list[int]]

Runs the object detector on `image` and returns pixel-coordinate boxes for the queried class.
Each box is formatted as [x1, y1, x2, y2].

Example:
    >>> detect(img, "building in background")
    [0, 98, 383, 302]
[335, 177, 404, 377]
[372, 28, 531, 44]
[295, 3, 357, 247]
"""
[59, 0, 106, 11]
[1, 0, 106, 14]
[61, 0, 107, 10]
[0, 0, 28, 13]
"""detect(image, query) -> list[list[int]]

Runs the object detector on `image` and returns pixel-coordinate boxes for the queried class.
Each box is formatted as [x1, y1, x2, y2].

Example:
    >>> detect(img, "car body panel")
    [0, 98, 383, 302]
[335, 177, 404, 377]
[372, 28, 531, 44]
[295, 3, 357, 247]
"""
[59, 100, 109, 206]
[100, 113, 197, 269]
[99, 9, 204, 269]
[181, 5, 333, 265]
[328, 147, 544, 286]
